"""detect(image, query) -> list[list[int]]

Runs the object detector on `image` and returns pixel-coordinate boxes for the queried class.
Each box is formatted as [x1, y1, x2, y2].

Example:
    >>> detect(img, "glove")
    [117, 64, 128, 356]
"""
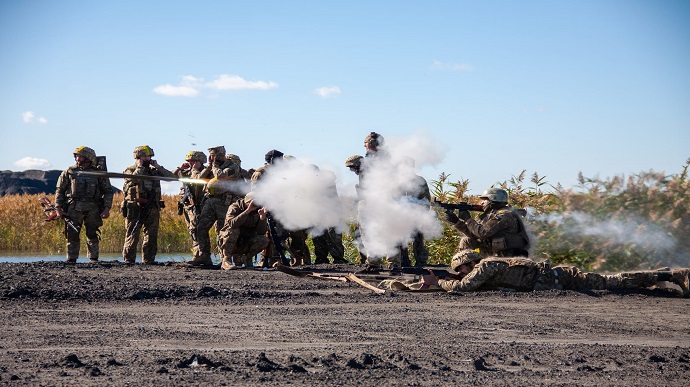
[443, 210, 459, 224]
[457, 210, 471, 221]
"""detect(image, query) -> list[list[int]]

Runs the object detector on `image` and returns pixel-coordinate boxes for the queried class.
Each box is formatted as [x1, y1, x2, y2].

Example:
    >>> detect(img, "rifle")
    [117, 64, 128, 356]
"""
[265, 211, 291, 266]
[399, 266, 459, 279]
[428, 199, 483, 212]
[38, 196, 80, 233]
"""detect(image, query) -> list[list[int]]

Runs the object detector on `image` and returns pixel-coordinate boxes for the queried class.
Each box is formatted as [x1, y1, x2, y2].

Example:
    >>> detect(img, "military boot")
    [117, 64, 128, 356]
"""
[671, 269, 690, 297]
[221, 257, 238, 271]
[185, 256, 214, 268]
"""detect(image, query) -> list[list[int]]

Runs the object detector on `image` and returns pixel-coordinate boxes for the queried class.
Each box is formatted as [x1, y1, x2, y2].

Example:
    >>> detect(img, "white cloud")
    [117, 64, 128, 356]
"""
[153, 84, 200, 97]
[431, 60, 474, 72]
[314, 86, 342, 98]
[205, 74, 278, 90]
[14, 157, 52, 170]
[154, 74, 278, 97]
[22, 111, 48, 124]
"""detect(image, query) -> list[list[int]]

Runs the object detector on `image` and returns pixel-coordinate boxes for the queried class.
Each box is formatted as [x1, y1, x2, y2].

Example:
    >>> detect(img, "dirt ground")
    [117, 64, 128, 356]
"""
[0, 261, 688, 386]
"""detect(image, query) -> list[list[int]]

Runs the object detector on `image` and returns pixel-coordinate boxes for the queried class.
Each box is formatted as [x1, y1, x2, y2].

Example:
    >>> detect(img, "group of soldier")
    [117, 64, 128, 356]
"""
[53, 135, 689, 298]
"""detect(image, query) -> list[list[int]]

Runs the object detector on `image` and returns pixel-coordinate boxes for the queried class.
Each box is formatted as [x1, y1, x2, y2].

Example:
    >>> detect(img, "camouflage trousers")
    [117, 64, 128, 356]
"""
[535, 263, 661, 291]
[399, 232, 429, 267]
[181, 204, 200, 258]
[258, 222, 311, 267]
[123, 205, 160, 264]
[219, 228, 269, 267]
[312, 228, 346, 264]
[195, 196, 234, 261]
[64, 201, 103, 261]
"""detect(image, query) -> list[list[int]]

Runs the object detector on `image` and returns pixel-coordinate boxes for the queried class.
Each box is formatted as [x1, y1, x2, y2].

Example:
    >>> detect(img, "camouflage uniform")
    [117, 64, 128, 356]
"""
[312, 228, 346, 264]
[218, 195, 269, 269]
[122, 146, 175, 264]
[173, 151, 207, 259]
[55, 147, 113, 262]
[438, 257, 690, 296]
[194, 146, 243, 265]
[451, 205, 529, 257]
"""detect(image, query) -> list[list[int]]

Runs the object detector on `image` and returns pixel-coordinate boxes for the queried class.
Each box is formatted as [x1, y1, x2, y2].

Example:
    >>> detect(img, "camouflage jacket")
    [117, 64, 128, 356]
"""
[122, 164, 175, 205]
[439, 257, 539, 292]
[221, 199, 267, 238]
[453, 206, 529, 253]
[55, 164, 113, 209]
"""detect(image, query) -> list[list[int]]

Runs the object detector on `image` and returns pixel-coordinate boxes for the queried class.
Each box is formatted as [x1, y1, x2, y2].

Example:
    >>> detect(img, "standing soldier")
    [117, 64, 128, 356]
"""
[399, 157, 431, 267]
[190, 146, 242, 267]
[173, 150, 208, 260]
[121, 145, 175, 264]
[54, 146, 113, 263]
[252, 150, 311, 267]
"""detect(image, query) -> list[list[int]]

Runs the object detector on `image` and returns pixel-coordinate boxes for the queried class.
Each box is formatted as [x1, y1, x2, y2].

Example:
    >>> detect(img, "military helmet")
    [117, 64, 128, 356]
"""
[185, 150, 207, 164]
[226, 153, 241, 166]
[364, 131, 384, 147]
[345, 155, 363, 169]
[73, 146, 97, 164]
[265, 149, 284, 164]
[479, 188, 509, 203]
[450, 250, 482, 272]
[133, 145, 154, 159]
[208, 146, 226, 156]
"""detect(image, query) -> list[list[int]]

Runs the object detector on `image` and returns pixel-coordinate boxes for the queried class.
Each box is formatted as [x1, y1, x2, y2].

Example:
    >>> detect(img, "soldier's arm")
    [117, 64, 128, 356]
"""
[438, 261, 502, 292]
[54, 170, 71, 209]
[465, 211, 516, 239]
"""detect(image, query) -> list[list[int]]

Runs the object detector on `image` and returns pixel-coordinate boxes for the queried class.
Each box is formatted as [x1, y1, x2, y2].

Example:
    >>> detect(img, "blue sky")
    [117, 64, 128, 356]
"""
[1, 0, 688, 196]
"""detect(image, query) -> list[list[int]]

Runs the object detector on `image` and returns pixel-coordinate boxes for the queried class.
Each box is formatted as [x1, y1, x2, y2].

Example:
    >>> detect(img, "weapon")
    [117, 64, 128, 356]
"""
[428, 199, 484, 212]
[265, 211, 291, 266]
[74, 170, 208, 185]
[38, 196, 80, 233]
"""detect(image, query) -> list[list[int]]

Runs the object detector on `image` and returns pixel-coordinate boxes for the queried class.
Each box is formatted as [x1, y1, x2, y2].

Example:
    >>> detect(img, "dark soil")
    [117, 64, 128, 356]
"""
[0, 261, 688, 386]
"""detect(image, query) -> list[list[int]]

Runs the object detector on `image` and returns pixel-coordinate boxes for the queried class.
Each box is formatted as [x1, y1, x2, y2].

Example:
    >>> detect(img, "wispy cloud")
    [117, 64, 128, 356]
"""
[431, 60, 474, 72]
[14, 157, 52, 170]
[154, 74, 279, 97]
[22, 111, 48, 124]
[314, 86, 342, 98]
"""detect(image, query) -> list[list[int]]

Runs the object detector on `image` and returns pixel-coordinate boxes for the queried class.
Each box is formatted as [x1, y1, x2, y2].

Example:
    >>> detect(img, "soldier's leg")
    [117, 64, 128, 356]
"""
[183, 206, 200, 257]
[194, 198, 217, 263]
[412, 232, 429, 266]
[399, 245, 411, 267]
[670, 269, 689, 297]
[219, 228, 240, 270]
[83, 205, 104, 262]
[141, 208, 160, 264]
[244, 235, 269, 268]
[553, 266, 607, 290]
[328, 228, 347, 264]
[122, 204, 141, 263]
[64, 207, 85, 262]
[458, 237, 487, 256]
[603, 271, 661, 291]
[312, 233, 329, 264]
[289, 229, 311, 266]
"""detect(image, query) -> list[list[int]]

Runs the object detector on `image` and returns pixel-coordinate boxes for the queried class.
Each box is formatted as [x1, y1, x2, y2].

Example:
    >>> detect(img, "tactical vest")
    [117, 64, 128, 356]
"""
[485, 207, 530, 253]
[67, 166, 101, 201]
[122, 166, 162, 204]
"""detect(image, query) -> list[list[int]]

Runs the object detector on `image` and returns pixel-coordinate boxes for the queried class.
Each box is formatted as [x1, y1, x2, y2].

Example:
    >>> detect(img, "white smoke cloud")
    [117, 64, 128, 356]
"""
[251, 158, 344, 236]
[531, 211, 677, 252]
[14, 157, 52, 170]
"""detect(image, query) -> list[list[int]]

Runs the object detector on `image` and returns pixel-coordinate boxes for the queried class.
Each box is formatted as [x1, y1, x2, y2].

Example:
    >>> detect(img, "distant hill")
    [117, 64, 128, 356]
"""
[0, 170, 120, 196]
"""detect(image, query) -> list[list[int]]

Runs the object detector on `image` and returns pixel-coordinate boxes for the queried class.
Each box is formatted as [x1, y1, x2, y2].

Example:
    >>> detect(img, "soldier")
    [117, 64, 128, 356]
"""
[190, 145, 243, 267]
[357, 132, 401, 273]
[423, 250, 690, 298]
[121, 145, 176, 264]
[218, 192, 269, 270]
[173, 150, 207, 259]
[252, 150, 311, 267]
[54, 146, 113, 263]
[396, 156, 431, 267]
[345, 154, 367, 264]
[311, 166, 347, 265]
[443, 187, 530, 258]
